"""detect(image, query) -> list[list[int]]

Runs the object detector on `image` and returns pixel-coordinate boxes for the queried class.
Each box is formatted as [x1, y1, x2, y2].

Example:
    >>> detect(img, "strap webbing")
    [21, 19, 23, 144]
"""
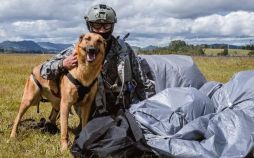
[66, 73, 97, 102]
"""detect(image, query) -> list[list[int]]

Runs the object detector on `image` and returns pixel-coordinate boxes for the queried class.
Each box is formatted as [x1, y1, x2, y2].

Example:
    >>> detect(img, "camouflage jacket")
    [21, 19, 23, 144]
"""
[40, 35, 155, 114]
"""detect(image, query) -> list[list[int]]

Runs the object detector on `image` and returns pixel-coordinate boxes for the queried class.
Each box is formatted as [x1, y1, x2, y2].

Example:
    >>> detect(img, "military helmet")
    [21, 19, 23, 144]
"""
[85, 4, 117, 39]
[85, 4, 117, 24]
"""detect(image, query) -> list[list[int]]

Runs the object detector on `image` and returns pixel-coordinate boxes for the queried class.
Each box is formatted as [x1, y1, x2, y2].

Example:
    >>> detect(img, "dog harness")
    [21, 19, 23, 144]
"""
[32, 73, 60, 98]
[32, 72, 97, 105]
[66, 72, 98, 102]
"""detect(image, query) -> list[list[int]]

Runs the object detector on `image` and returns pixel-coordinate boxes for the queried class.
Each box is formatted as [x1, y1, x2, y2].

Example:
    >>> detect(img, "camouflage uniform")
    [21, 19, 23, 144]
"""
[40, 36, 155, 116]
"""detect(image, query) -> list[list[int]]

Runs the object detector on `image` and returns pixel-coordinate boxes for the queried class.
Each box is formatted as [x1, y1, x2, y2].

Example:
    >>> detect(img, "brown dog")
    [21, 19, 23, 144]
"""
[10, 33, 106, 151]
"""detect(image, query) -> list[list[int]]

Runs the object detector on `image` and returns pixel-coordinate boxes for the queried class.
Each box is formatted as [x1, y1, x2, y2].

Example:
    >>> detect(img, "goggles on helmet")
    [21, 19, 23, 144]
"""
[90, 22, 113, 31]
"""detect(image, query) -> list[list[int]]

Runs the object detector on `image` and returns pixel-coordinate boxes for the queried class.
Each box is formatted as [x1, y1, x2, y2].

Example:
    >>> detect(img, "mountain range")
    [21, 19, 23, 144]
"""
[0, 40, 243, 54]
[0, 40, 153, 53]
[0, 40, 71, 53]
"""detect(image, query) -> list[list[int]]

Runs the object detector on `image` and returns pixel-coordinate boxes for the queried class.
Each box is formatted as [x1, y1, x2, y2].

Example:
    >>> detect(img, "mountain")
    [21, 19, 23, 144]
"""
[0, 40, 243, 54]
[142, 45, 158, 51]
[0, 40, 72, 53]
[131, 46, 141, 54]
[0, 39, 149, 54]
[0, 40, 45, 53]
[37, 42, 71, 53]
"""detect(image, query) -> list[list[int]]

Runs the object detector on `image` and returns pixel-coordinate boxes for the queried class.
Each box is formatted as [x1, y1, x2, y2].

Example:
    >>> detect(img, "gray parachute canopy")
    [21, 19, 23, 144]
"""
[71, 54, 254, 157]
[129, 69, 254, 157]
[140, 55, 206, 93]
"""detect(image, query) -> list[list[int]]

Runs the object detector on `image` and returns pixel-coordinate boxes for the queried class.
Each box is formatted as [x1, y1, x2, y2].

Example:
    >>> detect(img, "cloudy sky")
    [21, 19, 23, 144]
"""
[0, 0, 254, 47]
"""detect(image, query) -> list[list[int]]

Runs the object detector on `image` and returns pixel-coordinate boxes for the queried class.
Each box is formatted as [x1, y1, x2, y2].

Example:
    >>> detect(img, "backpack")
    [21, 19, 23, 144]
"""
[71, 110, 155, 158]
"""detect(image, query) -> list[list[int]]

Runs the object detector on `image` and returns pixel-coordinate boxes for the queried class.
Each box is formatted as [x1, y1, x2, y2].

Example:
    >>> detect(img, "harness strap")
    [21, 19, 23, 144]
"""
[32, 73, 60, 99]
[31, 73, 43, 113]
[66, 73, 98, 102]
[32, 73, 42, 90]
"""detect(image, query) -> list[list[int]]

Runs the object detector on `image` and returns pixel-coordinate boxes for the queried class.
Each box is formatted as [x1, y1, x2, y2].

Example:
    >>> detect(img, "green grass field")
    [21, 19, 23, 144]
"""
[204, 48, 251, 56]
[0, 54, 254, 157]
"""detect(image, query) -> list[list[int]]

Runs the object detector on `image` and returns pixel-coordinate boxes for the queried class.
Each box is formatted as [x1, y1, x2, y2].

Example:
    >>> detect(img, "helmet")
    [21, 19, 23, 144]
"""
[85, 4, 117, 24]
[85, 4, 117, 39]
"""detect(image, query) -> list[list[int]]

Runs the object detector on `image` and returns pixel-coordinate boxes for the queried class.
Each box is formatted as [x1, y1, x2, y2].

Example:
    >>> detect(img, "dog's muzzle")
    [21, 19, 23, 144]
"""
[86, 46, 99, 54]
[85, 46, 99, 62]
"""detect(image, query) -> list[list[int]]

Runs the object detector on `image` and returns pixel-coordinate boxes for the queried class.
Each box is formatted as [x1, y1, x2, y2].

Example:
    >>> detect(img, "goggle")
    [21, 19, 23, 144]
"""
[90, 23, 113, 30]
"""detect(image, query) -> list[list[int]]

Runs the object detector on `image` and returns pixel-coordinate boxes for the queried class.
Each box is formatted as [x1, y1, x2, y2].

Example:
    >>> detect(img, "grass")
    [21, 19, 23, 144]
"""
[0, 54, 76, 158]
[0, 54, 254, 157]
[193, 56, 254, 82]
[204, 48, 251, 56]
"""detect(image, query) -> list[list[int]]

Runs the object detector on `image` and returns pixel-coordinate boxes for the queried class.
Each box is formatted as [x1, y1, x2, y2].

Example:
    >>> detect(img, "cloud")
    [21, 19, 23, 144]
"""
[0, 20, 84, 43]
[191, 11, 254, 37]
[0, 27, 6, 37]
[105, 0, 254, 19]
[0, 0, 254, 47]
[116, 11, 254, 46]
[0, 0, 91, 21]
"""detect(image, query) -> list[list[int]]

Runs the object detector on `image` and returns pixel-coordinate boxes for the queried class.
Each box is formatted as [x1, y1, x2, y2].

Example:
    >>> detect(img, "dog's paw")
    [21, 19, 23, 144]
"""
[10, 134, 15, 138]
[42, 122, 59, 134]
[10, 132, 17, 139]
[61, 142, 69, 152]
[37, 118, 46, 128]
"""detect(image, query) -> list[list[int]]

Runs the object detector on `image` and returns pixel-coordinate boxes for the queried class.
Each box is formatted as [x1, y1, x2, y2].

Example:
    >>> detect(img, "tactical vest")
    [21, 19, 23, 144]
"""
[94, 36, 135, 116]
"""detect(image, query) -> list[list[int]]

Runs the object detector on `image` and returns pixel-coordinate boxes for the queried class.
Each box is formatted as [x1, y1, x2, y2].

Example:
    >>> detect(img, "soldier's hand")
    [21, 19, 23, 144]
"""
[63, 50, 78, 70]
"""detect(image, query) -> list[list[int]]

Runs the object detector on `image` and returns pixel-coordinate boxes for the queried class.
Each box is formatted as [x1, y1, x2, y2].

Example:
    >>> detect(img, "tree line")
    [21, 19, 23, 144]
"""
[139, 40, 254, 56]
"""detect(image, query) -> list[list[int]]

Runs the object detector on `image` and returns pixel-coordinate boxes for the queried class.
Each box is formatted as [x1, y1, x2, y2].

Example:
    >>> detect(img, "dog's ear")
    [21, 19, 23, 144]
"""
[79, 34, 85, 42]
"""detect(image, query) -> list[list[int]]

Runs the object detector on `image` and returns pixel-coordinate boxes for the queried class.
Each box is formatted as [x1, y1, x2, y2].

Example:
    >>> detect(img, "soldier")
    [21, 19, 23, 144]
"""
[40, 4, 155, 117]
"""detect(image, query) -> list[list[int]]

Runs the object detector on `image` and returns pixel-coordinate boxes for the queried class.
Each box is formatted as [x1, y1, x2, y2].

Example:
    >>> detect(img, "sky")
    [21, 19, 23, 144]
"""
[0, 0, 254, 47]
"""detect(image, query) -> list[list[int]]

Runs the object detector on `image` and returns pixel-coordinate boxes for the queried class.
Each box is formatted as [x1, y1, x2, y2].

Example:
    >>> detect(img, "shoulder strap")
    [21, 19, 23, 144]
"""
[32, 73, 42, 90]
[66, 73, 82, 86]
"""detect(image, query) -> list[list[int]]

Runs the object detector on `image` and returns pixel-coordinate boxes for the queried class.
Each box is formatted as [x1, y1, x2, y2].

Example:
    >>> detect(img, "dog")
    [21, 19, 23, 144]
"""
[10, 33, 106, 151]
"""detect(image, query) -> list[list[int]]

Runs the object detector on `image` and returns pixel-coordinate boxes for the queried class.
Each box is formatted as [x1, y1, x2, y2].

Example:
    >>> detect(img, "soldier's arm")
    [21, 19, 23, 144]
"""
[40, 46, 75, 80]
